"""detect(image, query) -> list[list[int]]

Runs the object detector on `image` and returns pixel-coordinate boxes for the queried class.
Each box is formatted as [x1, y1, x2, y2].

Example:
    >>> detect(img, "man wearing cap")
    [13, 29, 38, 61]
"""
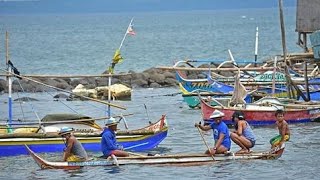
[195, 110, 231, 155]
[101, 117, 129, 157]
[230, 111, 256, 154]
[59, 127, 88, 162]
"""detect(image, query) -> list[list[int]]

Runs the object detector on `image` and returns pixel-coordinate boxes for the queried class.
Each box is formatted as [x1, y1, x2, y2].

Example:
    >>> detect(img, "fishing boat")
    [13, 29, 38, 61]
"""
[175, 61, 234, 94]
[0, 114, 168, 156]
[25, 143, 285, 170]
[0, 64, 169, 156]
[174, 59, 320, 101]
[179, 81, 256, 109]
[200, 96, 320, 126]
[0, 30, 168, 157]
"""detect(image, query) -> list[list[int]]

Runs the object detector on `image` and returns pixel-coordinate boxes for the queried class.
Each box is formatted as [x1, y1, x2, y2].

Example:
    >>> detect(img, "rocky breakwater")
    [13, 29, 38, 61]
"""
[0, 63, 234, 95]
[0, 68, 178, 94]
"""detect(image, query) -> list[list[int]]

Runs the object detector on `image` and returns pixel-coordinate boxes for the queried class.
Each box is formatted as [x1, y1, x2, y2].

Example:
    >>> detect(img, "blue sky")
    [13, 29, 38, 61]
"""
[0, 0, 296, 14]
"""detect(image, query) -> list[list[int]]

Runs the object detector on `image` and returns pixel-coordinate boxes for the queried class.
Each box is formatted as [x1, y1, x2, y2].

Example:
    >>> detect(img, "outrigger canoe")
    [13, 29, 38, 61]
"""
[26, 144, 285, 170]
[0, 115, 168, 156]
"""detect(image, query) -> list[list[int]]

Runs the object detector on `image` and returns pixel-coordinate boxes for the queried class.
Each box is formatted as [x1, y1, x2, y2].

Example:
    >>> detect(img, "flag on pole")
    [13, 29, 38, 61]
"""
[127, 24, 136, 35]
[112, 49, 123, 64]
[109, 49, 123, 73]
[108, 18, 135, 74]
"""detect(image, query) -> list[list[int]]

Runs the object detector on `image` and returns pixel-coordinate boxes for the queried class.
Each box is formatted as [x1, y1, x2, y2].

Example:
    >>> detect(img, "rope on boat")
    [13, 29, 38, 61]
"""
[0, 69, 127, 110]
[0, 114, 134, 126]
[15, 79, 42, 128]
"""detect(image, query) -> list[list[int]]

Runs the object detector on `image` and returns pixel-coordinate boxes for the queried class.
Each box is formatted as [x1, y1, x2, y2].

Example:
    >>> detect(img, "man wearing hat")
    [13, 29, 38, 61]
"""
[230, 111, 256, 154]
[101, 117, 129, 157]
[59, 127, 88, 162]
[195, 110, 231, 155]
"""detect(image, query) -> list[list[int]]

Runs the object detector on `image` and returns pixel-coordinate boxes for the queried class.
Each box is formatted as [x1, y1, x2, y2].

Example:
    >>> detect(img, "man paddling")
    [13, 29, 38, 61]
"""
[195, 110, 231, 155]
[101, 117, 129, 157]
[59, 127, 88, 162]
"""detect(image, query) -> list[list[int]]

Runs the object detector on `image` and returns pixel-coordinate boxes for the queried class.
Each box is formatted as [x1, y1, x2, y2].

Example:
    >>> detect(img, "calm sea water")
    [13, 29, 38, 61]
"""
[1, 88, 320, 179]
[0, 8, 300, 75]
[1, 8, 319, 180]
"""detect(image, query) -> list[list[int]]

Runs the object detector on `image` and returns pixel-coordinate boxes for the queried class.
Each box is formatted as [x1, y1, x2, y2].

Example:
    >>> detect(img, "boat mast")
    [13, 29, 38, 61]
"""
[254, 27, 259, 67]
[278, 0, 308, 101]
[107, 18, 134, 118]
[272, 56, 277, 95]
[278, 0, 293, 99]
[5, 31, 13, 132]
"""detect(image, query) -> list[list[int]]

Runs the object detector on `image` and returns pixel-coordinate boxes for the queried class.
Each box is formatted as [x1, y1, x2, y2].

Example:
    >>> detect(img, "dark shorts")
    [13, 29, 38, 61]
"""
[249, 139, 255, 148]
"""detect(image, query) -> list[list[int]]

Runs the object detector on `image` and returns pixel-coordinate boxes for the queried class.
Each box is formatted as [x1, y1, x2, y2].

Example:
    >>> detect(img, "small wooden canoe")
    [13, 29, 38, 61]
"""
[26, 144, 285, 170]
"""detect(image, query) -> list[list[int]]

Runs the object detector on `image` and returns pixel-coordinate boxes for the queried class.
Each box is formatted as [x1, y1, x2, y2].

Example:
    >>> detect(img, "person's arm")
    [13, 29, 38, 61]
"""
[195, 123, 212, 131]
[214, 132, 225, 150]
[63, 138, 75, 161]
[236, 121, 244, 136]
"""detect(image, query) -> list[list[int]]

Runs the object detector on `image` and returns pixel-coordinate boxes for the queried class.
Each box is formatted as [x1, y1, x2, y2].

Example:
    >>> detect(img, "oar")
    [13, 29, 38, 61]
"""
[196, 126, 215, 160]
[127, 152, 146, 157]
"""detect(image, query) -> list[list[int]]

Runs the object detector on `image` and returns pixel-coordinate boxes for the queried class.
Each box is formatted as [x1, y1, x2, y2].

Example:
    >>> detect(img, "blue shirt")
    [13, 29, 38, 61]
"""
[101, 128, 121, 156]
[210, 121, 231, 150]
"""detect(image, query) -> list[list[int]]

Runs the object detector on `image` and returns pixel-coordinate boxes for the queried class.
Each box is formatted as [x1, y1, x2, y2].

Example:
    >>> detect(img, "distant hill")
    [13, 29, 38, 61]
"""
[0, 0, 296, 14]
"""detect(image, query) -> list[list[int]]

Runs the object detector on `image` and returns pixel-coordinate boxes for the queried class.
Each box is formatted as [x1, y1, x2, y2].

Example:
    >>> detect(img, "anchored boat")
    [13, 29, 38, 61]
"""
[0, 115, 168, 156]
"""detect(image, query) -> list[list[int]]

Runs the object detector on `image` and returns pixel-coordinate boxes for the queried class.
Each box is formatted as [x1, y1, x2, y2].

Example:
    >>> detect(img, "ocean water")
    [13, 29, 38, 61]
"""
[0, 88, 320, 179]
[1, 8, 319, 180]
[0, 7, 300, 75]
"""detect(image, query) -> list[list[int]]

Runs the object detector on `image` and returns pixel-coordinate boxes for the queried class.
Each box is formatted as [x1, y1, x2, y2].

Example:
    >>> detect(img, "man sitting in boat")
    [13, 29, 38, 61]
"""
[230, 111, 256, 154]
[101, 117, 129, 157]
[195, 110, 231, 155]
[59, 127, 88, 162]
[270, 109, 290, 148]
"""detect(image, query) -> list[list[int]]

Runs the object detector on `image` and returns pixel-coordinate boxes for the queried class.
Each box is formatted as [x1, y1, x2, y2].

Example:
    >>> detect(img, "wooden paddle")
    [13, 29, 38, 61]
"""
[196, 126, 215, 160]
[127, 152, 146, 157]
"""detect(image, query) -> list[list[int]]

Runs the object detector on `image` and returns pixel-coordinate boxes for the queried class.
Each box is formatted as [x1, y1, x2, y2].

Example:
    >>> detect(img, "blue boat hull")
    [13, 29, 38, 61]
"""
[0, 130, 168, 156]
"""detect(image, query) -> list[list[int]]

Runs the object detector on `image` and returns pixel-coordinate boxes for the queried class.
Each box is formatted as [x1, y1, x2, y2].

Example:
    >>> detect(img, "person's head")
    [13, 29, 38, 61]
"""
[105, 117, 119, 131]
[275, 109, 285, 122]
[232, 111, 245, 123]
[209, 110, 225, 124]
[58, 127, 74, 138]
